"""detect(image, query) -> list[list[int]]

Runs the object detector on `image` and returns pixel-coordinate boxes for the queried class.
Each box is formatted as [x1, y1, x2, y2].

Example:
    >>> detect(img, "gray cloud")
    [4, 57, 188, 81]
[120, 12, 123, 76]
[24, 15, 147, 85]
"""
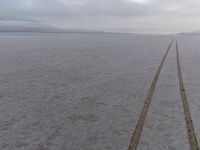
[0, 0, 158, 17]
[0, 0, 200, 33]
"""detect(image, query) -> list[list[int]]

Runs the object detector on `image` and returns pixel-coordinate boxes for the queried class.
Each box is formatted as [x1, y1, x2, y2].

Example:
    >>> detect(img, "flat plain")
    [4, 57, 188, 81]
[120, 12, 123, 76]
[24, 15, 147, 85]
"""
[0, 33, 199, 150]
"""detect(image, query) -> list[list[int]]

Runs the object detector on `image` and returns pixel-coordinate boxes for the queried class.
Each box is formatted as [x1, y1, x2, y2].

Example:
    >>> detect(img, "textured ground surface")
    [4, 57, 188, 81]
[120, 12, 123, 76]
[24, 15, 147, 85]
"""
[138, 41, 189, 150]
[0, 33, 198, 150]
[177, 35, 200, 146]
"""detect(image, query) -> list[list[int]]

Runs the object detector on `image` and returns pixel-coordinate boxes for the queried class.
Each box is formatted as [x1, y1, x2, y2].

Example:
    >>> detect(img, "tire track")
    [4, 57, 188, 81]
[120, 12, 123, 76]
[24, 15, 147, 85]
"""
[176, 41, 199, 150]
[128, 41, 173, 150]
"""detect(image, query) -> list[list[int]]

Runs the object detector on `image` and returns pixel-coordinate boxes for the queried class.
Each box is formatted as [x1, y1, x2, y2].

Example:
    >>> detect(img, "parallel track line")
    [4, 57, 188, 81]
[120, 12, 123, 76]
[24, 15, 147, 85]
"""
[128, 41, 173, 150]
[176, 41, 199, 150]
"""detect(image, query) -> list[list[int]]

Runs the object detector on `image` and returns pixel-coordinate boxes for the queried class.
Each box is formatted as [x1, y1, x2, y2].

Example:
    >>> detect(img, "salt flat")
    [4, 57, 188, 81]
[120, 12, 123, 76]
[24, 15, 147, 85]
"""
[138, 41, 189, 150]
[177, 35, 200, 146]
[0, 33, 198, 150]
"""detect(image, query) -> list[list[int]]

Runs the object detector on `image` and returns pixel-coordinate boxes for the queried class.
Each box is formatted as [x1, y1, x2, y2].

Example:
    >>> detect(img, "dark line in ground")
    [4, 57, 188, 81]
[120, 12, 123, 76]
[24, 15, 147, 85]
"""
[128, 41, 173, 150]
[176, 41, 199, 150]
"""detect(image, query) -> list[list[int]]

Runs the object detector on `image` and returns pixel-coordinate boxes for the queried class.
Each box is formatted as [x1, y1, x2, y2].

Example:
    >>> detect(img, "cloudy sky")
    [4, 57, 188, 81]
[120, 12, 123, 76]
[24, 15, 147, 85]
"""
[0, 0, 200, 33]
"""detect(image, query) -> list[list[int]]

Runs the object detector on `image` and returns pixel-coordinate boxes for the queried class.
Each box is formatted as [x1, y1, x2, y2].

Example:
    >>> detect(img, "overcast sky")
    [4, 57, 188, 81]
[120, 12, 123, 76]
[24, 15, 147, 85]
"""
[0, 0, 200, 33]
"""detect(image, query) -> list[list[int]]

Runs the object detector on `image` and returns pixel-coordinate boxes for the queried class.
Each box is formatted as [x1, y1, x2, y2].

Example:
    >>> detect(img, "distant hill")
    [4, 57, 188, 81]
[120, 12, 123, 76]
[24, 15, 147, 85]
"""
[0, 24, 63, 33]
[0, 24, 106, 33]
[176, 31, 200, 35]
[0, 16, 106, 33]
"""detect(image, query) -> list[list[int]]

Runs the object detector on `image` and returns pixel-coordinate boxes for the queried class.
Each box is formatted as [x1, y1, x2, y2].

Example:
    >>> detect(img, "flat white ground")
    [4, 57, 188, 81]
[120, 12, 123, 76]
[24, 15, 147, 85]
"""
[177, 35, 200, 146]
[138, 41, 189, 150]
[0, 33, 198, 150]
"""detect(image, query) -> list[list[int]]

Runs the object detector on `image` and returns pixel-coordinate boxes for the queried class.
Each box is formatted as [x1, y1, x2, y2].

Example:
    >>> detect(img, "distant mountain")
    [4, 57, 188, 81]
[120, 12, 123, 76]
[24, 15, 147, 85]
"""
[0, 24, 63, 33]
[0, 16, 106, 33]
[0, 24, 106, 33]
[0, 17, 61, 33]
[176, 31, 200, 35]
